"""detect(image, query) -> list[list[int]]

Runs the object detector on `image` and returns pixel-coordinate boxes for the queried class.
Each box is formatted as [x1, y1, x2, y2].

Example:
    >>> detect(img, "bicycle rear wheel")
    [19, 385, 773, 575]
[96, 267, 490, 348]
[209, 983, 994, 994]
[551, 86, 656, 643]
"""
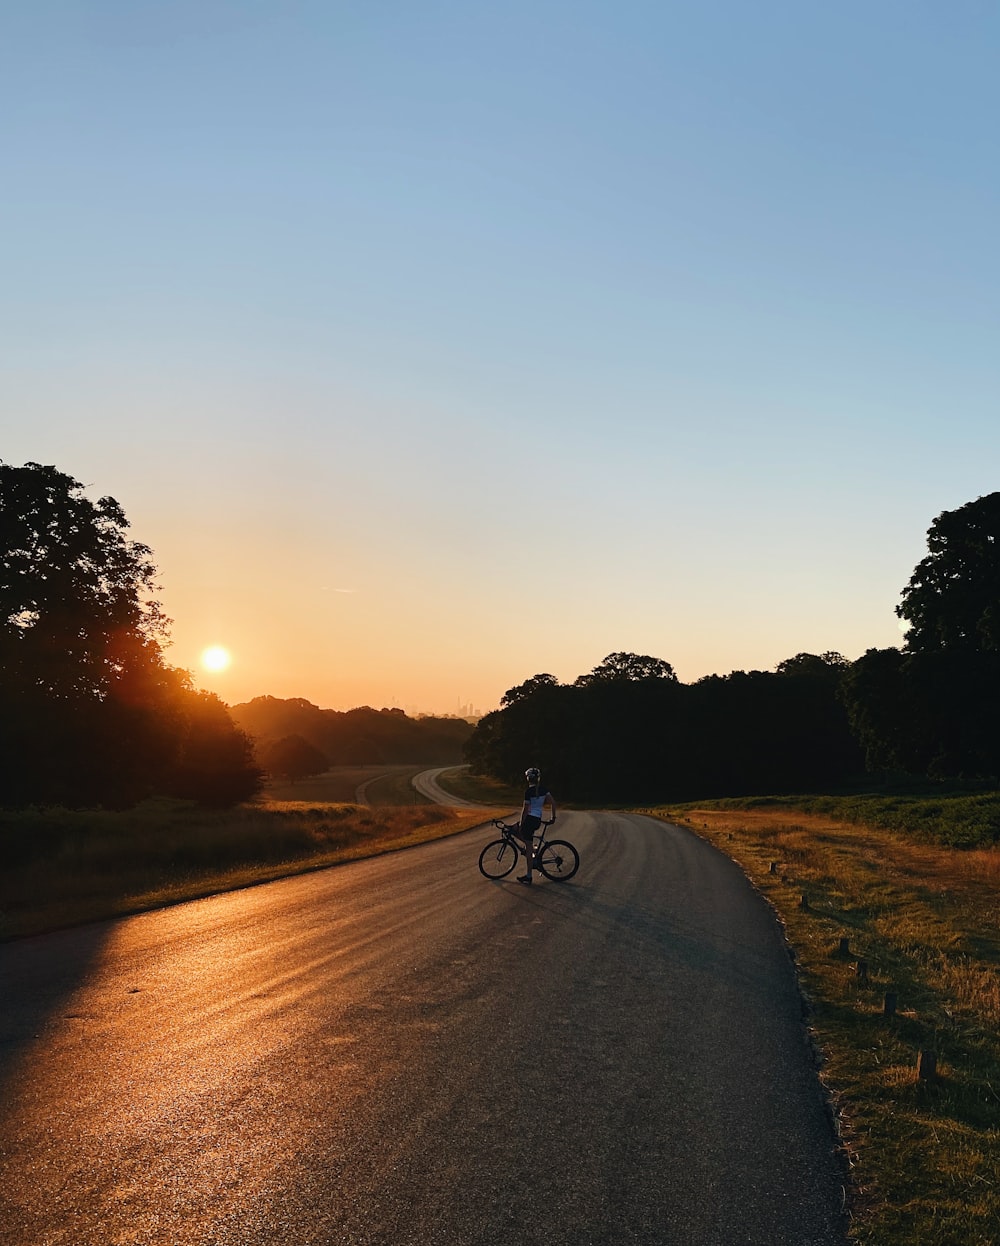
[537, 839, 579, 882]
[478, 838, 519, 879]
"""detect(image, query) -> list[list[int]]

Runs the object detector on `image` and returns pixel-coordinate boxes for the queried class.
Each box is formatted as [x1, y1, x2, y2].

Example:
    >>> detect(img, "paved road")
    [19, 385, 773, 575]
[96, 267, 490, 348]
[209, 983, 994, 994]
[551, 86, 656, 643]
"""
[0, 813, 846, 1246]
[410, 764, 483, 807]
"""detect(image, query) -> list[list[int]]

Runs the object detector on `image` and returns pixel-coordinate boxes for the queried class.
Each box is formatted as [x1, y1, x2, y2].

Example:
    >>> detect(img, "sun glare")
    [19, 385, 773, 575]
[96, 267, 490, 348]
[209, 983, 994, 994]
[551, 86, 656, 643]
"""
[201, 645, 232, 673]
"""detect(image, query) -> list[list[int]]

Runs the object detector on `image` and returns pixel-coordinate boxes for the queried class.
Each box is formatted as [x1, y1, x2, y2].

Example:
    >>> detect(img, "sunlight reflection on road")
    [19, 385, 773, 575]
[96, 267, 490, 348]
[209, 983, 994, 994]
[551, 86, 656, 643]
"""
[0, 880, 379, 1246]
[0, 816, 847, 1246]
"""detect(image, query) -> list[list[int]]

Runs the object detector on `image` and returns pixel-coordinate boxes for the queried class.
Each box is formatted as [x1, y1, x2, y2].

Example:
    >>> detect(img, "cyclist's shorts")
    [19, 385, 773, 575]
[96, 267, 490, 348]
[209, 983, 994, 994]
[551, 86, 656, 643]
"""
[519, 814, 542, 838]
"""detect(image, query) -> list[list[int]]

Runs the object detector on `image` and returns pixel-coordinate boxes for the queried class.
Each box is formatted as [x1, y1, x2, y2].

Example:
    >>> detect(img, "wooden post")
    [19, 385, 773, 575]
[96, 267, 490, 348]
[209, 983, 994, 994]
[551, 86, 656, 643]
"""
[917, 1050, 937, 1081]
[883, 991, 897, 1018]
[769, 861, 778, 874]
[855, 958, 869, 985]
[799, 893, 809, 910]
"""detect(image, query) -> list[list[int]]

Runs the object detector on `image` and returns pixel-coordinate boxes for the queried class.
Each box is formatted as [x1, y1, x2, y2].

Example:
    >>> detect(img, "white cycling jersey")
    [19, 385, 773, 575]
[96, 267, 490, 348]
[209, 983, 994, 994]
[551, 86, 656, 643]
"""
[523, 784, 550, 819]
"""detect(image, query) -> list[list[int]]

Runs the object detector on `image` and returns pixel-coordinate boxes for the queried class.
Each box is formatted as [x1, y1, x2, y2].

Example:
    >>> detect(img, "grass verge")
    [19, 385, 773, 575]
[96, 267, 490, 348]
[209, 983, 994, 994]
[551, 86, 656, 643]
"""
[0, 797, 503, 940]
[431, 766, 523, 808]
[647, 798, 1000, 1246]
[264, 765, 437, 806]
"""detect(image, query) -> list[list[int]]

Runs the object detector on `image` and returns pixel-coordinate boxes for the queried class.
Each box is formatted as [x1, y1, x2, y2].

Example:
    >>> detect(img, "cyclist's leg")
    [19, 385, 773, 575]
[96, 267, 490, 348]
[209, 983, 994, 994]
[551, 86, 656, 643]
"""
[517, 815, 541, 882]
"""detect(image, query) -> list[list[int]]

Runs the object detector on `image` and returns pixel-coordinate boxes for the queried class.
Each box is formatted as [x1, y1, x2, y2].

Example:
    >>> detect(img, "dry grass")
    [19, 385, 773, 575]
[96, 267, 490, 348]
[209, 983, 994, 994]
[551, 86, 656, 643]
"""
[0, 798, 503, 939]
[652, 805, 1000, 1246]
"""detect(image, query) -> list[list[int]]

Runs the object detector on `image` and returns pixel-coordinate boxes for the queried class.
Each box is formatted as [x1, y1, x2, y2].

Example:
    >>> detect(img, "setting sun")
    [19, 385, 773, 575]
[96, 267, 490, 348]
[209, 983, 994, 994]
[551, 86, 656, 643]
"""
[200, 645, 232, 673]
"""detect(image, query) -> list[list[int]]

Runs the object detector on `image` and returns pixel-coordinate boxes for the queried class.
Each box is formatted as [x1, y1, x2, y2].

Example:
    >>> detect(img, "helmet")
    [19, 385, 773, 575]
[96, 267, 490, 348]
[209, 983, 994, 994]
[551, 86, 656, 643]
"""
[525, 767, 541, 783]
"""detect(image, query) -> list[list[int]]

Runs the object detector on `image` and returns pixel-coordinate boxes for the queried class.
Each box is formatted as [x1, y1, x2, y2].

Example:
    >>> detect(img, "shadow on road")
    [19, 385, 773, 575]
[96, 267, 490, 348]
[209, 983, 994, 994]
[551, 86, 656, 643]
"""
[491, 870, 796, 1003]
[0, 924, 113, 1102]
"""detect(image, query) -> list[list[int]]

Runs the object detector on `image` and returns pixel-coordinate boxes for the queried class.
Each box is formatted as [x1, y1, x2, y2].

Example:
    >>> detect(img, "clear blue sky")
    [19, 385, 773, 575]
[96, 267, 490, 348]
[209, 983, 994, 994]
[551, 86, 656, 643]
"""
[4, 1, 999, 714]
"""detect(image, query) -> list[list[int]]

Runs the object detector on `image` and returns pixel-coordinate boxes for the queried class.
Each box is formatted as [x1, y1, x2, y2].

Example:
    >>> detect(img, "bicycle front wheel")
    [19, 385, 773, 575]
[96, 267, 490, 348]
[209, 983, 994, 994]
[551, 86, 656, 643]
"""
[537, 839, 579, 882]
[478, 838, 519, 880]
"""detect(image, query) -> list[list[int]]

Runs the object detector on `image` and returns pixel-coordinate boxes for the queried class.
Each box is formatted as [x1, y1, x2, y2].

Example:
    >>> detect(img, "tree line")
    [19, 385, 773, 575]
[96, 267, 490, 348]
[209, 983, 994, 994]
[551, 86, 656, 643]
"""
[466, 650, 865, 803]
[466, 493, 1000, 804]
[231, 697, 473, 780]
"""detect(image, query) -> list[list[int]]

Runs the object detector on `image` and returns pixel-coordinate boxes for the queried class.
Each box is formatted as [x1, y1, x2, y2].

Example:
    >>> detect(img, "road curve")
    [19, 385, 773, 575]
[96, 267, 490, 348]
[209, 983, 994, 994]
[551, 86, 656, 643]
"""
[411, 763, 484, 806]
[0, 812, 846, 1246]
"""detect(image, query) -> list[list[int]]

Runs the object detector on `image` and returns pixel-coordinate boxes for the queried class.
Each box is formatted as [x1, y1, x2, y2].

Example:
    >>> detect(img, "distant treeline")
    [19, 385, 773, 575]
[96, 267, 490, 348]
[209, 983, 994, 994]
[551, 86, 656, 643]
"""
[467, 493, 1000, 805]
[231, 697, 473, 774]
[469, 647, 1000, 805]
[5, 459, 999, 811]
[466, 652, 866, 803]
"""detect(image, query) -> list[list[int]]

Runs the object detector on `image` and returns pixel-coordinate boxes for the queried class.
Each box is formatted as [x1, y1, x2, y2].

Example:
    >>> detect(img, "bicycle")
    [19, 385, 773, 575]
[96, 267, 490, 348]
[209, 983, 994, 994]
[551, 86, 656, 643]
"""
[478, 818, 580, 882]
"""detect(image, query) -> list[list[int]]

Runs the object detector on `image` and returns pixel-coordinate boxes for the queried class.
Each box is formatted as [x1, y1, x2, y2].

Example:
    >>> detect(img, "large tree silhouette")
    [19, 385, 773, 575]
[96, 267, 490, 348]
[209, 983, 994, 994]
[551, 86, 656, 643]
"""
[1, 461, 167, 701]
[573, 652, 677, 685]
[841, 493, 1000, 784]
[897, 492, 1000, 652]
[0, 462, 261, 807]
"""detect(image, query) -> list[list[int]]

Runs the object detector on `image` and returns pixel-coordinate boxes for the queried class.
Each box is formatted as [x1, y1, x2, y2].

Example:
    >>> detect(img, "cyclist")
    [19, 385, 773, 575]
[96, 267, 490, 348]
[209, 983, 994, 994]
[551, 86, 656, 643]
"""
[516, 766, 557, 885]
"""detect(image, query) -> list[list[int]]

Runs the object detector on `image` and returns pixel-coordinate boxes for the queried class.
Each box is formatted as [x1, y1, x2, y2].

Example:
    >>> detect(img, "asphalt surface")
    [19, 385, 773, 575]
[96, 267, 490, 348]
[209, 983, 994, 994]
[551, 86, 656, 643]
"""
[0, 811, 847, 1246]
[409, 764, 482, 806]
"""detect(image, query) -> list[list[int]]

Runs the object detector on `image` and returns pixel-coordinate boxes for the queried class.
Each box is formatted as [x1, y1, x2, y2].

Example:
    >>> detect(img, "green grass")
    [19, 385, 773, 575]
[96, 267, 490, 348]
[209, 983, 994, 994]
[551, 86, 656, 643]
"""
[431, 766, 523, 808]
[649, 796, 1000, 1246]
[264, 764, 437, 805]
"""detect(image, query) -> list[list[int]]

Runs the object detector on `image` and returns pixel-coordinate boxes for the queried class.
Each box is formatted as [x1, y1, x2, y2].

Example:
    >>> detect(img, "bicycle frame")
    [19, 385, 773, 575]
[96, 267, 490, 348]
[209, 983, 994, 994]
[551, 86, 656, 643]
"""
[479, 818, 579, 883]
[491, 817, 555, 861]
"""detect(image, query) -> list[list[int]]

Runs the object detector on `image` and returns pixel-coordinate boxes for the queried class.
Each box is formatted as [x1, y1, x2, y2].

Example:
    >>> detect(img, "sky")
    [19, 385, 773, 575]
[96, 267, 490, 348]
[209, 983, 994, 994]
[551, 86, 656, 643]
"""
[3, 1, 999, 716]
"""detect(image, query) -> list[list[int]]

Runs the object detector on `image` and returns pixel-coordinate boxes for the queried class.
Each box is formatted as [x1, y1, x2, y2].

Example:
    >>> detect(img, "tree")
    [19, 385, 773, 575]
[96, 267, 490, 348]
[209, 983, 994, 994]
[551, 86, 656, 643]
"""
[775, 651, 849, 678]
[841, 647, 1000, 783]
[573, 652, 677, 685]
[686, 656, 863, 797]
[1, 461, 167, 701]
[166, 690, 264, 806]
[261, 734, 330, 782]
[0, 461, 262, 807]
[465, 654, 687, 802]
[897, 492, 1000, 652]
[500, 673, 561, 706]
[855, 493, 1000, 784]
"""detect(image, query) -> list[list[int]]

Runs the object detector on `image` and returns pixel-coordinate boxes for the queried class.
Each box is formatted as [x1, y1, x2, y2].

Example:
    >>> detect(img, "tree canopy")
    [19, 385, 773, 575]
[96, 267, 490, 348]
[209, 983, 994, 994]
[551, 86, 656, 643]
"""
[837, 494, 1000, 785]
[466, 650, 863, 803]
[500, 673, 560, 706]
[260, 734, 331, 782]
[574, 652, 677, 685]
[0, 462, 261, 808]
[1, 461, 168, 701]
[897, 492, 1000, 652]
